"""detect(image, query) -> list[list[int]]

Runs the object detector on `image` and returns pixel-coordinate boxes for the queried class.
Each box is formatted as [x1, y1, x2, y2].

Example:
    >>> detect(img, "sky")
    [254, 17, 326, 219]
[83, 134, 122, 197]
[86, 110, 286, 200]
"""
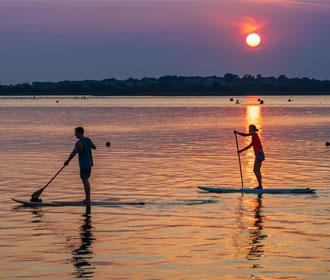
[0, 0, 329, 84]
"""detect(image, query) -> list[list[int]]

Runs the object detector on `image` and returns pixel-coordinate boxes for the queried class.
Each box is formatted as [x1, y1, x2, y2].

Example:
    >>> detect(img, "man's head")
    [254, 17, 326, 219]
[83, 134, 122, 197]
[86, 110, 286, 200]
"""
[74, 127, 84, 138]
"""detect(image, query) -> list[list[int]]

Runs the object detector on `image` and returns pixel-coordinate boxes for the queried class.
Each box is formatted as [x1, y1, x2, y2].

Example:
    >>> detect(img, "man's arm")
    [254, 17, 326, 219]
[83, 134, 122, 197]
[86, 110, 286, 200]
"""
[64, 141, 82, 165]
[90, 140, 96, 150]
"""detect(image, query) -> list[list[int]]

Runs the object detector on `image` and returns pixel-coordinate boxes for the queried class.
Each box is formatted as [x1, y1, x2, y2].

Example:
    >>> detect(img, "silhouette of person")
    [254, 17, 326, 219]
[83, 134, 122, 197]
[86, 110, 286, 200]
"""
[65, 127, 96, 203]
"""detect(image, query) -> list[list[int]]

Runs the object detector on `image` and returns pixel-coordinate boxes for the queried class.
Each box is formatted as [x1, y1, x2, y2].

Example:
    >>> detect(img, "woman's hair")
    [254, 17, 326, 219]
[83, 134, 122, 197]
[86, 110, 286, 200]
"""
[249, 124, 258, 132]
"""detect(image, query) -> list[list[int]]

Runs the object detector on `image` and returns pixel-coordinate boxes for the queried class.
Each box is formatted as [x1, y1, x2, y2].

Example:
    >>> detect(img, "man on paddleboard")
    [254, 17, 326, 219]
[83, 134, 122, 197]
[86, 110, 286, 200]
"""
[64, 127, 96, 203]
[234, 125, 265, 189]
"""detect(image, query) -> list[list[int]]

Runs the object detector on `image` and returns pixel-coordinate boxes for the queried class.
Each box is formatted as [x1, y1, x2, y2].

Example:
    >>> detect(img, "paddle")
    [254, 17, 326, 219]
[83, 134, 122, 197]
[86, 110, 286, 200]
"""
[30, 165, 66, 202]
[234, 132, 244, 189]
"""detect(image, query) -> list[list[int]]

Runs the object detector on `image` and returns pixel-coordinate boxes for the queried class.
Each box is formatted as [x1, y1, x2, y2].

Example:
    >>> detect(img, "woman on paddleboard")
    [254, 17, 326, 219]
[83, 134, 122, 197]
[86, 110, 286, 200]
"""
[234, 125, 265, 189]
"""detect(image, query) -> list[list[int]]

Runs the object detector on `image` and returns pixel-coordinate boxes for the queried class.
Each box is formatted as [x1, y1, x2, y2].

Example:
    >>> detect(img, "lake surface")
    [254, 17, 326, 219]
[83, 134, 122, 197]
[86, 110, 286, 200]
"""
[0, 96, 329, 279]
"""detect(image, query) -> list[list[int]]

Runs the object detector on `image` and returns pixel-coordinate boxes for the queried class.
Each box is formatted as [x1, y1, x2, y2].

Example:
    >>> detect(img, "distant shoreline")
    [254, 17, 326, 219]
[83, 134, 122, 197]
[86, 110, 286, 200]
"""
[1, 93, 329, 99]
[0, 92, 329, 97]
[1, 74, 329, 96]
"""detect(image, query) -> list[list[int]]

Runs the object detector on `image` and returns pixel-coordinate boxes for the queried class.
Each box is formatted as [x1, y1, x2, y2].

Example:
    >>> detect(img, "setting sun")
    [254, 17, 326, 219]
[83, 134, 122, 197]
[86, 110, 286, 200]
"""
[246, 33, 261, 47]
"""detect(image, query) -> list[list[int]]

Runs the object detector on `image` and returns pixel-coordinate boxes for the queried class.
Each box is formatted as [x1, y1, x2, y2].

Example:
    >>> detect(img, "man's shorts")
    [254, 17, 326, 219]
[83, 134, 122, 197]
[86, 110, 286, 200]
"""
[80, 168, 91, 179]
[256, 152, 265, 161]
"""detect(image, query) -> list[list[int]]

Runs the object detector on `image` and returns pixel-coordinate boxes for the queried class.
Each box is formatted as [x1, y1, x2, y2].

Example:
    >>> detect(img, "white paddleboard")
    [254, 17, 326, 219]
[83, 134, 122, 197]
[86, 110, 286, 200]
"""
[198, 186, 316, 194]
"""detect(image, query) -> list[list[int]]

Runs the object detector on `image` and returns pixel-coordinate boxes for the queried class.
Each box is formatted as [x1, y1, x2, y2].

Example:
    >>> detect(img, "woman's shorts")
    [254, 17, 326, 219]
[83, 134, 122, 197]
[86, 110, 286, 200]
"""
[256, 152, 265, 161]
[80, 168, 91, 179]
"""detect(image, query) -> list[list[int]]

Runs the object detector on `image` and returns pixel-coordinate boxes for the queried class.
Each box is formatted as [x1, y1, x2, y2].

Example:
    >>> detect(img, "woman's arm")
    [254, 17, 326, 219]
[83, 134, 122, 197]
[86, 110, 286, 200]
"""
[238, 143, 252, 153]
[234, 130, 250, 137]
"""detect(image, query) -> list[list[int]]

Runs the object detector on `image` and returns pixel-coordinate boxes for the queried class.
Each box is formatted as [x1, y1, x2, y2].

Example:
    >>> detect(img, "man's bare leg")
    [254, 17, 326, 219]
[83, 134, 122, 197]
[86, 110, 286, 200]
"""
[82, 178, 91, 203]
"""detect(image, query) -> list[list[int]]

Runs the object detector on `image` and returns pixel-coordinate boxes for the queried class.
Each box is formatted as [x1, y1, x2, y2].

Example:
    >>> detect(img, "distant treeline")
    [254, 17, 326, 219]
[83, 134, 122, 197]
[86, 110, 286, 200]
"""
[1, 74, 329, 96]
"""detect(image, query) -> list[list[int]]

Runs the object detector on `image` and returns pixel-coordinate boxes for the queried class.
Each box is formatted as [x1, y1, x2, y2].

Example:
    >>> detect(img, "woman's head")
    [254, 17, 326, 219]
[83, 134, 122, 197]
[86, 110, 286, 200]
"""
[249, 124, 258, 133]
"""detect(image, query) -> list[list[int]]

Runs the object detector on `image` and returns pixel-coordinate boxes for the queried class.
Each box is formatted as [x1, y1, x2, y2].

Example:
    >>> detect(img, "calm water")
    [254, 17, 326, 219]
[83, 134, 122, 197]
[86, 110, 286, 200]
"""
[0, 96, 329, 279]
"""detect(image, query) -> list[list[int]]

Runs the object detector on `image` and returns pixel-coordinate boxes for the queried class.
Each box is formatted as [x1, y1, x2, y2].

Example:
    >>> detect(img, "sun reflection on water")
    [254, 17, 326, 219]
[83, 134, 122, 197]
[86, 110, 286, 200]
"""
[244, 105, 263, 187]
[233, 195, 267, 270]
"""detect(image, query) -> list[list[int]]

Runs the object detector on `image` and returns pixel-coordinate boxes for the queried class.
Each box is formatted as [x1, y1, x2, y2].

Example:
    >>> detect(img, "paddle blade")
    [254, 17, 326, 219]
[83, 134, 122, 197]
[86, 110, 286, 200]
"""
[31, 187, 45, 200]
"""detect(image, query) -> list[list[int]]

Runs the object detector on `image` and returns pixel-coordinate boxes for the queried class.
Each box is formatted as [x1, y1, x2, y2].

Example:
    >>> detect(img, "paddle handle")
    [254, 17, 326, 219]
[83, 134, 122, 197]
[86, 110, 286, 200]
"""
[234, 132, 244, 189]
[43, 165, 66, 189]
[32, 165, 66, 199]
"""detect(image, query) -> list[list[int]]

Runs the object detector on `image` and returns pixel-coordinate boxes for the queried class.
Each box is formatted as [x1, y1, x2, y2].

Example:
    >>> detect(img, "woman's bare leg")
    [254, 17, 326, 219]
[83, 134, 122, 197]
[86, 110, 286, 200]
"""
[254, 159, 263, 188]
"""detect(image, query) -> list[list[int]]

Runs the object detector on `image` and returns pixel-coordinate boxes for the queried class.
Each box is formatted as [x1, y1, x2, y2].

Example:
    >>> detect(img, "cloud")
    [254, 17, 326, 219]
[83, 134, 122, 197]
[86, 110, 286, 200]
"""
[243, 0, 330, 8]
[236, 17, 266, 35]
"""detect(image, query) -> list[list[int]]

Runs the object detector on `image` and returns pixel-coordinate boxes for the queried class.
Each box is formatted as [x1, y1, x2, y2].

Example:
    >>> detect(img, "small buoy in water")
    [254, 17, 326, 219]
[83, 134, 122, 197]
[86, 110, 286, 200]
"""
[260, 100, 264, 104]
[106, 142, 111, 147]
[288, 99, 292, 102]
[56, 100, 59, 103]
[257, 98, 261, 101]
[326, 142, 330, 146]
[230, 98, 233, 101]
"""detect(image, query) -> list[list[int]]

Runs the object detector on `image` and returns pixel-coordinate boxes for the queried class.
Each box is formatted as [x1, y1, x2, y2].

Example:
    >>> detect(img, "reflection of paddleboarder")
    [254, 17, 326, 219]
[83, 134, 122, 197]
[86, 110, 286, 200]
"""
[234, 125, 265, 189]
[72, 206, 95, 277]
[247, 194, 266, 261]
[65, 127, 96, 204]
